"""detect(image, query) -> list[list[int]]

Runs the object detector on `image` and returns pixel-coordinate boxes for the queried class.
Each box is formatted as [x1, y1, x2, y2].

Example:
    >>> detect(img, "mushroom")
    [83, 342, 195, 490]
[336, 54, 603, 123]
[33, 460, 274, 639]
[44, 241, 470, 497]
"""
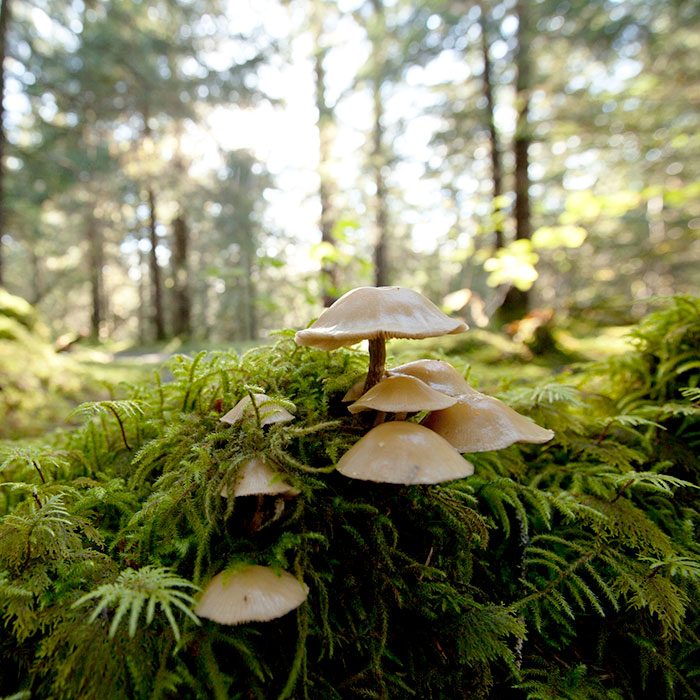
[195, 565, 309, 625]
[220, 456, 299, 498]
[295, 286, 467, 392]
[220, 393, 295, 427]
[421, 393, 554, 453]
[336, 421, 474, 484]
[387, 359, 479, 399]
[347, 374, 459, 415]
[342, 376, 370, 403]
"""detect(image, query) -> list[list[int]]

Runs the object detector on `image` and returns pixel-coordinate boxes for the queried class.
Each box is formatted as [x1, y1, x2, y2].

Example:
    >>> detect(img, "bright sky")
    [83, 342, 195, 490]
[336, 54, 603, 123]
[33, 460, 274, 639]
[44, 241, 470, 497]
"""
[181, 0, 478, 269]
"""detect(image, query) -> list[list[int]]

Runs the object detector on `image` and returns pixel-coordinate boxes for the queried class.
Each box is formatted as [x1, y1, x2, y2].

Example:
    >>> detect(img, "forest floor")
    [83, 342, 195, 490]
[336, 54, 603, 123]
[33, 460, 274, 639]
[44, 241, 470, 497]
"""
[0, 322, 635, 442]
[69, 323, 636, 392]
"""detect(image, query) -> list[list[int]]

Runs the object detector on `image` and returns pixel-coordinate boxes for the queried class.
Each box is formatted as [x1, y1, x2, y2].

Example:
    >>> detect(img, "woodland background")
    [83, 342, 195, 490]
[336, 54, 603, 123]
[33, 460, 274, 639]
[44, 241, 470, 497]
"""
[1, 0, 698, 349]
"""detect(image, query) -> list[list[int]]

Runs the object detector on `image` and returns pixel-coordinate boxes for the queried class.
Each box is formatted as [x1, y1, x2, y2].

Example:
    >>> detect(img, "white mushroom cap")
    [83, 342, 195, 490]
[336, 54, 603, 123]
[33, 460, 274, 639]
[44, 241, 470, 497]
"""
[295, 286, 468, 351]
[336, 421, 474, 484]
[388, 359, 479, 399]
[220, 457, 300, 498]
[195, 565, 309, 625]
[421, 394, 554, 453]
[220, 393, 295, 427]
[347, 375, 459, 414]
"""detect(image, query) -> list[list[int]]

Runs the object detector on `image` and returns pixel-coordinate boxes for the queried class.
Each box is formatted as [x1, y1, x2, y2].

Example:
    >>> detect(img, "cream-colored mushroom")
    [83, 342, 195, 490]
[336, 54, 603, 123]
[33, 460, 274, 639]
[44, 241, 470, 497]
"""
[220, 393, 295, 427]
[342, 376, 371, 402]
[421, 394, 554, 453]
[388, 359, 479, 399]
[336, 421, 474, 484]
[295, 286, 467, 391]
[195, 565, 309, 625]
[220, 456, 299, 498]
[347, 374, 459, 415]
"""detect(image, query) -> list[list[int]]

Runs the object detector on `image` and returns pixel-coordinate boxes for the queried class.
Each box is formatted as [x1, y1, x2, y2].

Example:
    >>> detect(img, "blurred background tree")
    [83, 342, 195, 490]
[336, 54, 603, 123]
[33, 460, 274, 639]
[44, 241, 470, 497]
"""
[0, 0, 696, 345]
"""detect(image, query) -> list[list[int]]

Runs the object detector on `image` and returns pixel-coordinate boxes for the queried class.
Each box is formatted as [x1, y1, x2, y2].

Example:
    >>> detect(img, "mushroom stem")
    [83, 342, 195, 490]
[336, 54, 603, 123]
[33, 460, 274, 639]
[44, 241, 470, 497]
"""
[364, 338, 387, 392]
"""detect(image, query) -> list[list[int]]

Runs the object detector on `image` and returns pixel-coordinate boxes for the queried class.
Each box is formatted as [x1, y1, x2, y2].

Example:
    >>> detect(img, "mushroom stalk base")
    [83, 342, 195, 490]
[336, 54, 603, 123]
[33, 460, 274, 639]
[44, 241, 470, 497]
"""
[364, 338, 386, 392]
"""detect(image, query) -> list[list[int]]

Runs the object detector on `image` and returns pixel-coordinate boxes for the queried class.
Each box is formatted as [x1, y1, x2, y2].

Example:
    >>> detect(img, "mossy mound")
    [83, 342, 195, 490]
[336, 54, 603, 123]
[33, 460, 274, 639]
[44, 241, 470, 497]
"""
[0, 293, 85, 438]
[0, 298, 698, 699]
[0, 288, 44, 333]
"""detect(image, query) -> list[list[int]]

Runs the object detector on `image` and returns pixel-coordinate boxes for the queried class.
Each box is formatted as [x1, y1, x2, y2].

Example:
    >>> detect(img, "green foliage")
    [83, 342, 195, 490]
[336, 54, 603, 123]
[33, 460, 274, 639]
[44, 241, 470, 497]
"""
[73, 566, 199, 641]
[0, 297, 698, 698]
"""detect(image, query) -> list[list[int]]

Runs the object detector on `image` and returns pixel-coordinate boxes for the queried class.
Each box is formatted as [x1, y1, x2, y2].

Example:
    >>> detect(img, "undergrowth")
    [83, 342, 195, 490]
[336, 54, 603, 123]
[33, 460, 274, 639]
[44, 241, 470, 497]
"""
[0, 296, 698, 699]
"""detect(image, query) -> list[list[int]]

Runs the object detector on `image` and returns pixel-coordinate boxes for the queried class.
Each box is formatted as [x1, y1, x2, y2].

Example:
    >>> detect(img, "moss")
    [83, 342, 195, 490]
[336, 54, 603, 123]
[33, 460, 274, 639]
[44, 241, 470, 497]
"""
[0, 297, 698, 699]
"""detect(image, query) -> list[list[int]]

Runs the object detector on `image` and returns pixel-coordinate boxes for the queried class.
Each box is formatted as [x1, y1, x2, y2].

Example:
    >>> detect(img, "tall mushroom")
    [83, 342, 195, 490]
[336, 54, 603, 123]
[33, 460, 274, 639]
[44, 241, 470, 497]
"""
[295, 286, 467, 392]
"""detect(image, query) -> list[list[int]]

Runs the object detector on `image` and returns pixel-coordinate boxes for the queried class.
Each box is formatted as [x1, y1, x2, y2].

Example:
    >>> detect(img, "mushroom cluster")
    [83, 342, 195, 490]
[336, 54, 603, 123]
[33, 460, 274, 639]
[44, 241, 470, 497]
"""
[296, 286, 553, 485]
[196, 286, 553, 628]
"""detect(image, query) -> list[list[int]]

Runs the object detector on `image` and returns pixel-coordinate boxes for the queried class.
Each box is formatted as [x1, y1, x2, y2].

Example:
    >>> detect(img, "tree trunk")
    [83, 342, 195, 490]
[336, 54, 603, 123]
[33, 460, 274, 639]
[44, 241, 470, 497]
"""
[171, 213, 192, 338]
[0, 0, 11, 288]
[147, 186, 166, 340]
[86, 212, 104, 339]
[370, 0, 389, 288]
[501, 0, 532, 321]
[137, 248, 147, 345]
[479, 2, 504, 251]
[312, 1, 339, 306]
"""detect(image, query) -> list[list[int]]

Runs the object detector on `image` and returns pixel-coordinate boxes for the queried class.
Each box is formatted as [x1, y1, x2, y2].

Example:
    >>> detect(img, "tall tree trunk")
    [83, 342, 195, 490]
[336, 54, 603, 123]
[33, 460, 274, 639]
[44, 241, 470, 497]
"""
[86, 212, 104, 339]
[479, 2, 504, 251]
[171, 213, 191, 338]
[501, 0, 531, 321]
[0, 0, 11, 288]
[370, 0, 389, 288]
[312, 1, 339, 306]
[147, 186, 166, 340]
[137, 248, 147, 345]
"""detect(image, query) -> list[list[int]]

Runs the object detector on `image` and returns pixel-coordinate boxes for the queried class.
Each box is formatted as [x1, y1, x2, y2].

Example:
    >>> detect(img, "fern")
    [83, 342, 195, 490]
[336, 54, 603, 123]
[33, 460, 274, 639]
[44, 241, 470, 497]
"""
[73, 565, 200, 641]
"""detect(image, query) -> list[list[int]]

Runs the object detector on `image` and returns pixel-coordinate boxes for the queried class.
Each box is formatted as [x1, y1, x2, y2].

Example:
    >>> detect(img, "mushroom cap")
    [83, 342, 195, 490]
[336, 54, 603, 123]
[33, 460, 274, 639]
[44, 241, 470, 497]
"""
[347, 374, 459, 414]
[336, 421, 474, 484]
[195, 565, 309, 625]
[221, 457, 300, 498]
[295, 286, 468, 351]
[220, 393, 295, 427]
[421, 394, 555, 453]
[388, 359, 479, 398]
[342, 376, 371, 402]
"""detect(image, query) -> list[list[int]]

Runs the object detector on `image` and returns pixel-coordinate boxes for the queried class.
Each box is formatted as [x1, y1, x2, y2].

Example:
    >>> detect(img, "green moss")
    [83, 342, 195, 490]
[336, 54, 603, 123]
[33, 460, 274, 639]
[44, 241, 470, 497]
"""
[0, 297, 698, 699]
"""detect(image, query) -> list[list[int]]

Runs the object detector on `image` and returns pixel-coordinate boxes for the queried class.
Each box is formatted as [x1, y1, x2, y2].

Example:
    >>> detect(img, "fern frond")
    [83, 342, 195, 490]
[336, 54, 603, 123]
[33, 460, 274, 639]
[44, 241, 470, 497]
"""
[72, 565, 200, 641]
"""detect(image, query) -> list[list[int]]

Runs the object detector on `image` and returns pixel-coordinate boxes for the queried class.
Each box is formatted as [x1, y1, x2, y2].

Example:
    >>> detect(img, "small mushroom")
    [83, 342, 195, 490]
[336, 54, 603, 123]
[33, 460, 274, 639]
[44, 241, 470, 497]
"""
[388, 359, 479, 399]
[220, 393, 295, 427]
[295, 286, 467, 392]
[347, 374, 459, 415]
[421, 394, 554, 453]
[336, 421, 474, 484]
[195, 565, 309, 625]
[342, 376, 372, 402]
[220, 457, 299, 498]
